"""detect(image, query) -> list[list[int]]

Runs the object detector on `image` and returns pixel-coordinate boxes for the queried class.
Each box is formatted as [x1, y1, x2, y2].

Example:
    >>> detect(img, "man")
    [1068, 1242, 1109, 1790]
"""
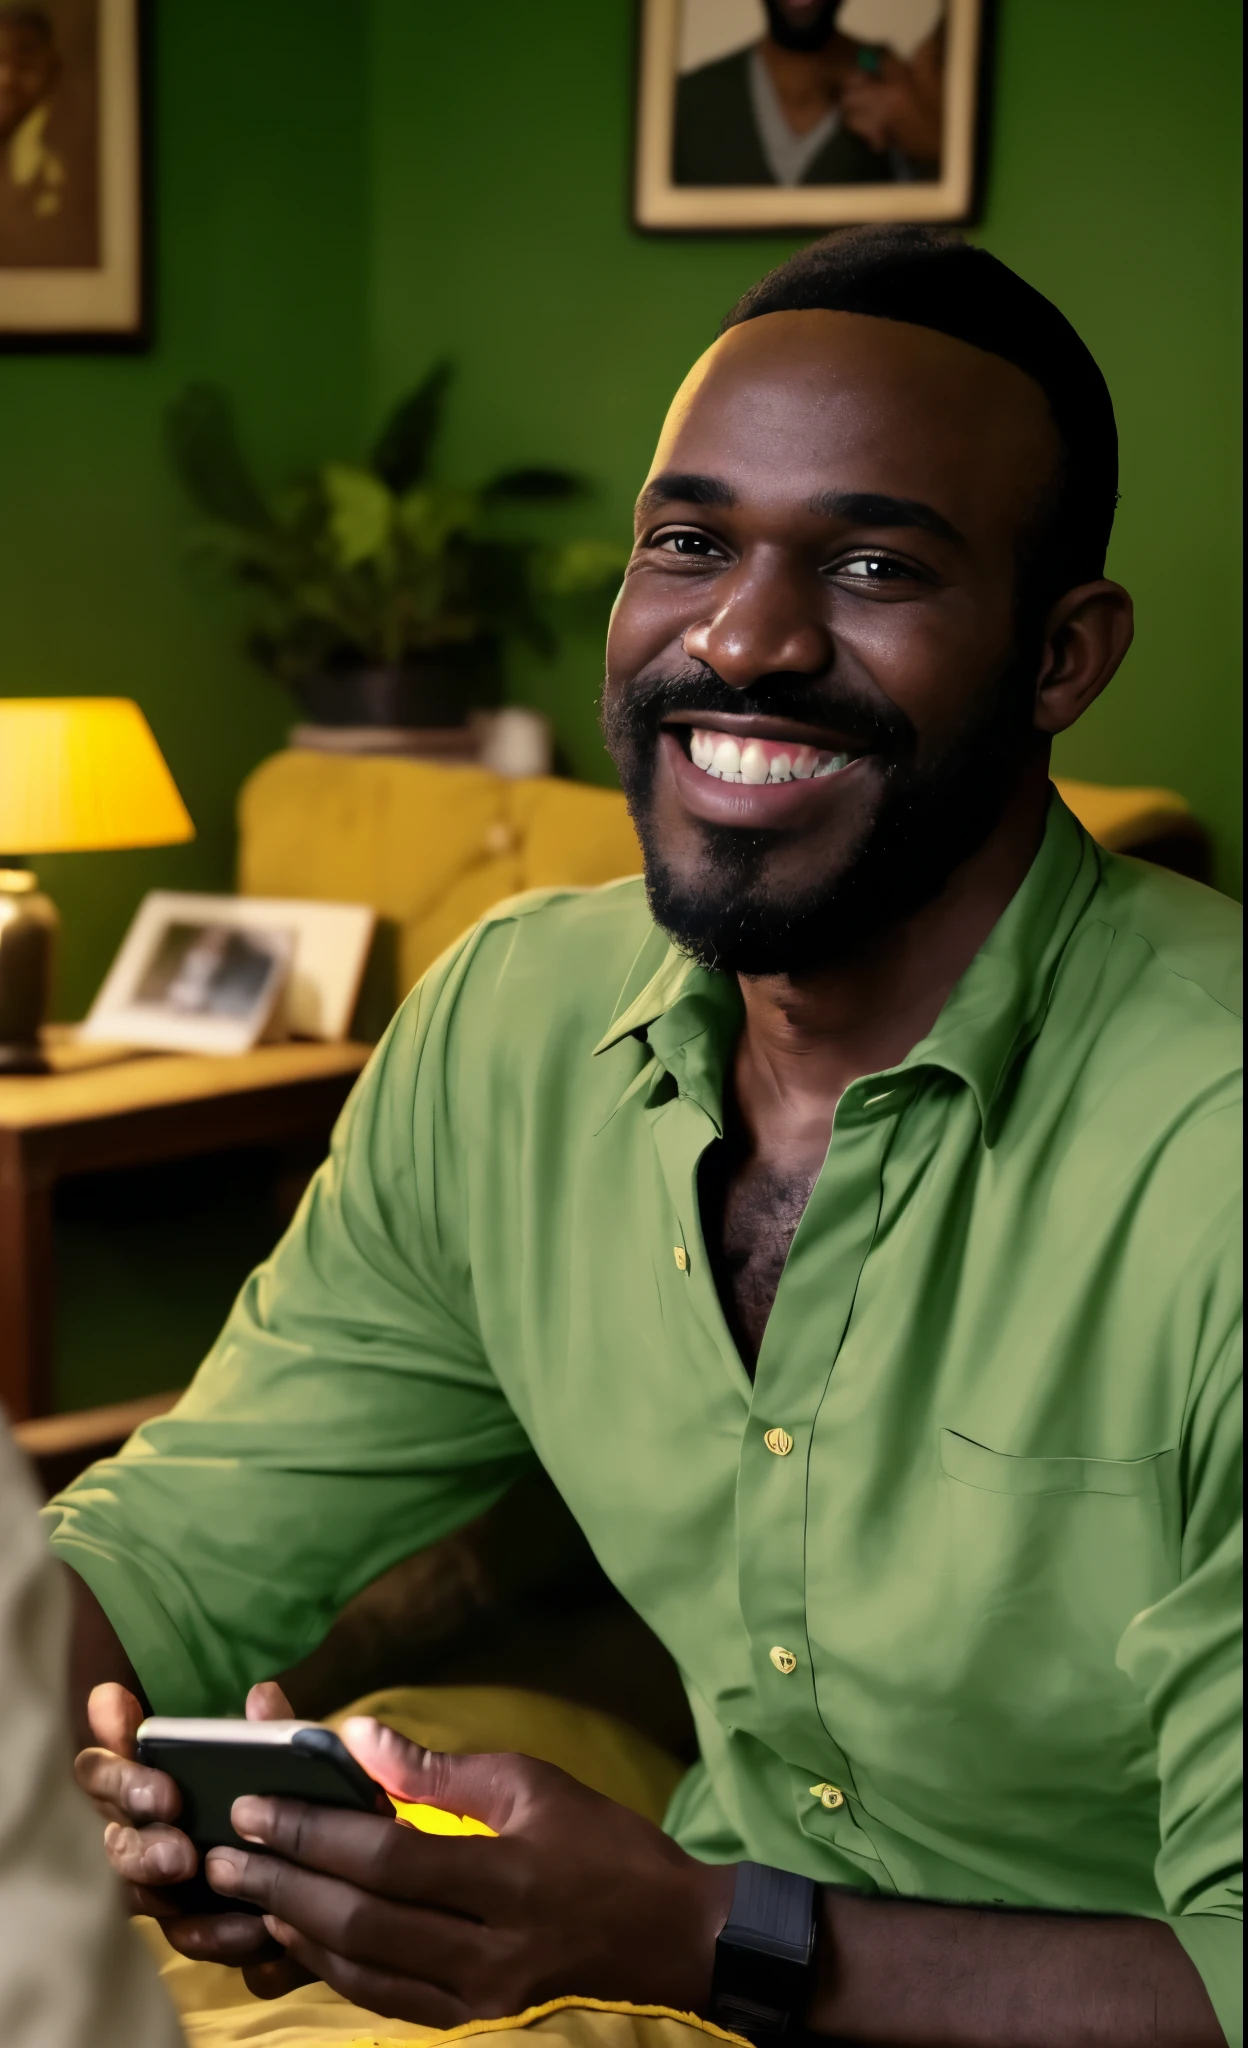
[54, 228, 1240, 2047]
[673, 1, 941, 188]
[0, 2, 97, 267]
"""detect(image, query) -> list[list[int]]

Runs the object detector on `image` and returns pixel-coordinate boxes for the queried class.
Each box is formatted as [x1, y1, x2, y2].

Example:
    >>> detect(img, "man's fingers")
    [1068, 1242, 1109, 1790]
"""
[241, 1953, 317, 2001]
[159, 1912, 283, 1967]
[206, 1845, 487, 1981]
[223, 1797, 503, 1914]
[75, 1746, 182, 1823]
[86, 1681, 145, 1757]
[260, 1919, 467, 2030]
[104, 1819, 196, 1886]
[246, 1679, 295, 1721]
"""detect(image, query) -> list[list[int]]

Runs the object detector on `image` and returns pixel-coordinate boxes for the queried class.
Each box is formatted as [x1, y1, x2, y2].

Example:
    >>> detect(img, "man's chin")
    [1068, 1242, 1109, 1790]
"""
[641, 849, 877, 979]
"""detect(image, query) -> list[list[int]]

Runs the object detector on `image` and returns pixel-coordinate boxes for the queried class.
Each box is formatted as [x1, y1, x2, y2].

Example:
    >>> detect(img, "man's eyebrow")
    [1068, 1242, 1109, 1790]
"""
[811, 491, 967, 548]
[635, 472, 739, 519]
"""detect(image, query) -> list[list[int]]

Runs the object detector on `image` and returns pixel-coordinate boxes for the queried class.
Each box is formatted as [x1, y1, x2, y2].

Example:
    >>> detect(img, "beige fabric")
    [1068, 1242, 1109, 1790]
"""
[0, 1414, 183, 2048]
[135, 1684, 731, 2048]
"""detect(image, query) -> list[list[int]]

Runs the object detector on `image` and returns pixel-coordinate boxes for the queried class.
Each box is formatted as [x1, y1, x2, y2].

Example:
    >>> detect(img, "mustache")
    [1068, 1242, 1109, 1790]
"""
[605, 660, 916, 760]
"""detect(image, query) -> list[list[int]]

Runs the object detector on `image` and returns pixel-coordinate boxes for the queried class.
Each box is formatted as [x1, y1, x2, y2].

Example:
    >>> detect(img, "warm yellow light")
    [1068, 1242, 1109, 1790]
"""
[0, 698, 194, 854]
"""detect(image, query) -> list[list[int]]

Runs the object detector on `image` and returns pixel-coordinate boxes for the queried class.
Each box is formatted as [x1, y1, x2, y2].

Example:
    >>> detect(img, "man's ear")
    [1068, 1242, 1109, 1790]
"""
[1032, 581, 1134, 736]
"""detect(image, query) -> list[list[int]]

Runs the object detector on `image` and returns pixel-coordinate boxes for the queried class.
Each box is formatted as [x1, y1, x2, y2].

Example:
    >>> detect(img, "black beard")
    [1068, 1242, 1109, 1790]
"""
[762, 0, 841, 53]
[601, 662, 1038, 978]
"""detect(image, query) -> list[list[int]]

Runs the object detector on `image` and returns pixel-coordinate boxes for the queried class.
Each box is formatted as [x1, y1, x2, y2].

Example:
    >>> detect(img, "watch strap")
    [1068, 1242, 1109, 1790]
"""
[709, 1861, 817, 2044]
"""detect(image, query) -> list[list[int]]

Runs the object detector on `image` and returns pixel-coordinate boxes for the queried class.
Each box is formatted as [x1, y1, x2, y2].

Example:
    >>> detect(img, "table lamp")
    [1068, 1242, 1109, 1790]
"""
[0, 698, 194, 1074]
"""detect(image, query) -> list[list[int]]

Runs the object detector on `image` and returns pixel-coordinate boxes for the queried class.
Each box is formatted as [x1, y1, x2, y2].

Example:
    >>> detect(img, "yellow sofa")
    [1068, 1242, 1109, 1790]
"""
[237, 750, 1203, 1013]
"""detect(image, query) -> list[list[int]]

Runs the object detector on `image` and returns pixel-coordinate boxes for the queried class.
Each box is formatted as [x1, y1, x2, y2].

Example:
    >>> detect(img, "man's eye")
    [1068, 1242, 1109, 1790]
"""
[655, 530, 723, 558]
[838, 555, 908, 580]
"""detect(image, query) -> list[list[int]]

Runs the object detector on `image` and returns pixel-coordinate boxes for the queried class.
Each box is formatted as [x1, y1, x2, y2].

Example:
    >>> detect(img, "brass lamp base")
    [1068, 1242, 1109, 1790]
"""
[0, 869, 58, 1075]
[0, 1041, 51, 1075]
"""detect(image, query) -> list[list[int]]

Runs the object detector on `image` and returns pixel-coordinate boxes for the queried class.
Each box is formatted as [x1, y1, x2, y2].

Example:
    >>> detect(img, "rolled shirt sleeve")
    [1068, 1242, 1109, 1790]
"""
[42, 928, 535, 1713]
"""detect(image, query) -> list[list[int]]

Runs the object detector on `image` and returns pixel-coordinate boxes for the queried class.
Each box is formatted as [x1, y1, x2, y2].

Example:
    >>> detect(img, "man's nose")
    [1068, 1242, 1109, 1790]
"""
[682, 558, 833, 690]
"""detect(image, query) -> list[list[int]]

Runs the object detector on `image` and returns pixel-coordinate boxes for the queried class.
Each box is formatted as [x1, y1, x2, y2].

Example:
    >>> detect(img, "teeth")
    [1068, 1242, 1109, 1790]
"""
[685, 728, 854, 786]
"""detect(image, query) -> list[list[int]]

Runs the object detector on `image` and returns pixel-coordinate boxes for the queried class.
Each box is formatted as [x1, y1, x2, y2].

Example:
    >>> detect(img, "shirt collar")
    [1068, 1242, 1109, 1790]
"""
[594, 790, 1101, 1140]
[593, 935, 742, 1132]
[895, 793, 1100, 1136]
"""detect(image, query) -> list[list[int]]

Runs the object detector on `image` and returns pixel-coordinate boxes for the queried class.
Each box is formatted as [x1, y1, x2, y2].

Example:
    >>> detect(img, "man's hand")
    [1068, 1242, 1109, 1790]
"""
[840, 34, 944, 164]
[73, 1676, 310, 1997]
[204, 1716, 735, 2025]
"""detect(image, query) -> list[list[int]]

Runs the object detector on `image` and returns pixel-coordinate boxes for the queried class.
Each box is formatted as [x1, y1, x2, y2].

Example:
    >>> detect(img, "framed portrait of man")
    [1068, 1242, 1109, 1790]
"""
[634, 0, 987, 232]
[0, 0, 145, 346]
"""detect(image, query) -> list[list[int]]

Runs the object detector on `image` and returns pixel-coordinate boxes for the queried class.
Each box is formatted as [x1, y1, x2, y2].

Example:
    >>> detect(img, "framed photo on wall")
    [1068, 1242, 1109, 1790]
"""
[0, 0, 146, 346]
[635, 0, 987, 233]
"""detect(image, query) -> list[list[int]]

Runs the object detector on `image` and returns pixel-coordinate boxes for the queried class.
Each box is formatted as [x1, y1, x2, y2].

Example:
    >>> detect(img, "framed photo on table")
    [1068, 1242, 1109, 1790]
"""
[634, 0, 987, 233]
[82, 893, 377, 1055]
[0, 0, 146, 347]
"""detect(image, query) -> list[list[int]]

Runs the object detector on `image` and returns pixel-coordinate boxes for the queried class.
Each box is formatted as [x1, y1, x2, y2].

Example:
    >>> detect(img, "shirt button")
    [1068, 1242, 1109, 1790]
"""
[673, 1246, 687, 1271]
[764, 1427, 794, 1457]
[810, 1781, 845, 1810]
[769, 1645, 798, 1675]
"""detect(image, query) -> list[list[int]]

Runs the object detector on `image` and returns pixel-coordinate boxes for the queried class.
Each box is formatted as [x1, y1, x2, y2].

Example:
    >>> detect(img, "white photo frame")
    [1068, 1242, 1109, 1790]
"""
[83, 892, 376, 1054]
[634, 0, 986, 233]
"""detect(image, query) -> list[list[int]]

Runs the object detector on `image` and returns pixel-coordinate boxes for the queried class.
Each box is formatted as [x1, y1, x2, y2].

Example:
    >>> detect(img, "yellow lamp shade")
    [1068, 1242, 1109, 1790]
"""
[0, 698, 194, 853]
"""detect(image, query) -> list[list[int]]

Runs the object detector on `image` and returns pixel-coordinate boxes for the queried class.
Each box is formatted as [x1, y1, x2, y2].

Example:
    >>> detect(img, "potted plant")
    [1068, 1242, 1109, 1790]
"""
[164, 362, 626, 732]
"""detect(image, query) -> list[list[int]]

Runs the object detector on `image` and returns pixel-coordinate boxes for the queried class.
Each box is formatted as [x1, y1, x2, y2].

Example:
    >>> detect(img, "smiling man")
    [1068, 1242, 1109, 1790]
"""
[52, 229, 1240, 2048]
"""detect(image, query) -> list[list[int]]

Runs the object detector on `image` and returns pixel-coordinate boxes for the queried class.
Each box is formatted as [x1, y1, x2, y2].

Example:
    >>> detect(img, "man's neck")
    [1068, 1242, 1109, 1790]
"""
[733, 759, 1053, 1120]
[759, 34, 856, 134]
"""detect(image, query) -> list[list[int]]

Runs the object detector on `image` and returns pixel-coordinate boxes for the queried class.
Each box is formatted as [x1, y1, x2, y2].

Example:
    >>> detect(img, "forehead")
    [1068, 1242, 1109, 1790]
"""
[647, 310, 1058, 528]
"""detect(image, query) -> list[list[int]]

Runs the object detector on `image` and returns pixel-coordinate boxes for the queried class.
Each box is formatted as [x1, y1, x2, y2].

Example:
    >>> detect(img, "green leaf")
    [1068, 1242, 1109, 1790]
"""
[397, 483, 479, 555]
[539, 538, 630, 595]
[321, 464, 395, 569]
[482, 466, 587, 503]
[164, 384, 273, 532]
[371, 360, 454, 492]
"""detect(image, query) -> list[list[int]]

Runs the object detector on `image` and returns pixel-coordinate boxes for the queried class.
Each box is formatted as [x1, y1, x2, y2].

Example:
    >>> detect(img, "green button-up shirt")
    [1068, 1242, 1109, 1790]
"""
[46, 796, 1242, 2041]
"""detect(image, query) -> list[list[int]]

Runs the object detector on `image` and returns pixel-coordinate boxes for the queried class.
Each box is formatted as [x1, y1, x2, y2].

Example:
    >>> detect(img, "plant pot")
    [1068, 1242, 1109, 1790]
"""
[292, 651, 494, 731]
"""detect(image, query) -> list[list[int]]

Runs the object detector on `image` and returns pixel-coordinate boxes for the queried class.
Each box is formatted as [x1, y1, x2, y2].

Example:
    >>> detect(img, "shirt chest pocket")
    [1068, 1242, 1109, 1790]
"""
[940, 1429, 1174, 1502]
[935, 1429, 1179, 1717]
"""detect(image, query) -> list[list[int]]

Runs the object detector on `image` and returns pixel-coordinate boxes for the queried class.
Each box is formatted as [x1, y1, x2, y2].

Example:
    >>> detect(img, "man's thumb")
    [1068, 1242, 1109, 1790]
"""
[87, 1681, 143, 1756]
[338, 1717, 502, 1836]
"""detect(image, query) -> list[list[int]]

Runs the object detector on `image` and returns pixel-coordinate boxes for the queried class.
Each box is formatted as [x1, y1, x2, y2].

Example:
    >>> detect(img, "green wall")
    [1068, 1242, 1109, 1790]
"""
[1, 0, 370, 1021]
[370, 0, 1243, 891]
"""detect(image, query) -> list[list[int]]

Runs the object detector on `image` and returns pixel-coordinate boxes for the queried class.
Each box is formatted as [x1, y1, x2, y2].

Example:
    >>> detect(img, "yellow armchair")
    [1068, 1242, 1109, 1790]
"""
[238, 751, 644, 1002]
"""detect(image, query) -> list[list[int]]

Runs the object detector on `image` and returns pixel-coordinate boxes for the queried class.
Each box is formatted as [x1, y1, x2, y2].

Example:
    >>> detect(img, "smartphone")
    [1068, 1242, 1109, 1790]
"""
[134, 1716, 390, 1917]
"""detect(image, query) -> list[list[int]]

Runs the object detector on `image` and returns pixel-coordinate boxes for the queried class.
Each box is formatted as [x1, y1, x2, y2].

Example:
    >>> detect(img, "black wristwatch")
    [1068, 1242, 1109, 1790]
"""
[708, 1862, 818, 2044]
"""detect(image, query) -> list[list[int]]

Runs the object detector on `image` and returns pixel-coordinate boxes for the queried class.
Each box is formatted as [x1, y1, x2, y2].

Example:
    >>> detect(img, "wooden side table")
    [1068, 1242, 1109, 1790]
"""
[0, 1035, 369, 1432]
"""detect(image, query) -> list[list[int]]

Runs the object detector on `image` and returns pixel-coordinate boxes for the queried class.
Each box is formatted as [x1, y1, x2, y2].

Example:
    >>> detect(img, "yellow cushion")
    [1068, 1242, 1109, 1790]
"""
[237, 751, 1194, 1011]
[1051, 776, 1191, 850]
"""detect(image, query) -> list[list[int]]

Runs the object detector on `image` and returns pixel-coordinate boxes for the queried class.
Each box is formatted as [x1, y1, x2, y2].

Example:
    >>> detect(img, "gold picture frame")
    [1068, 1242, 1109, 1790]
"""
[634, 0, 987, 234]
[0, 0, 146, 347]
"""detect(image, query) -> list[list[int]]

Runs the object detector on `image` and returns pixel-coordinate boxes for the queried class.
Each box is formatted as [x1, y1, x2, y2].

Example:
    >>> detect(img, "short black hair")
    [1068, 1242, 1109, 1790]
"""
[721, 226, 1118, 610]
